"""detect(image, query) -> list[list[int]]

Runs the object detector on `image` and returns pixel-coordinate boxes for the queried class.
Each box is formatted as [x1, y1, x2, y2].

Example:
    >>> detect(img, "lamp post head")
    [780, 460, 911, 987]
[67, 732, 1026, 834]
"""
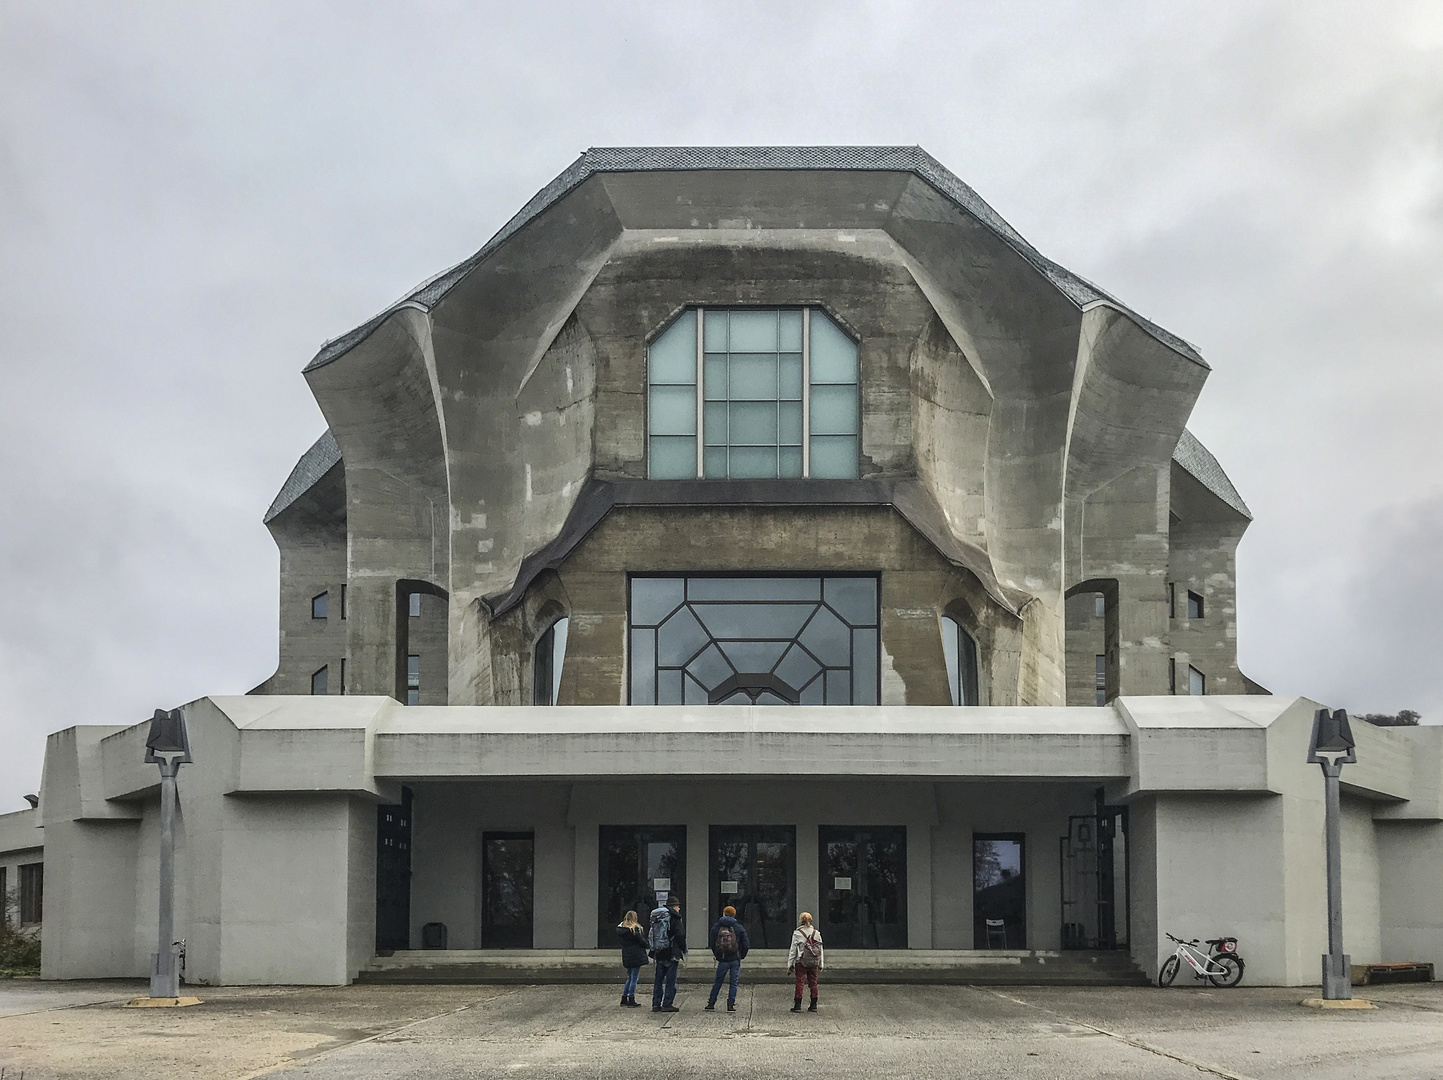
[145, 708, 192, 765]
[1308, 707, 1357, 767]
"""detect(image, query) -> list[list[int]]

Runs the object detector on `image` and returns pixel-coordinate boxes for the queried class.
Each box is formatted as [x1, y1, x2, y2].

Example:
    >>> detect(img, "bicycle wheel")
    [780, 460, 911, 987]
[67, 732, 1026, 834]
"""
[1158, 956, 1181, 987]
[1207, 955, 1244, 988]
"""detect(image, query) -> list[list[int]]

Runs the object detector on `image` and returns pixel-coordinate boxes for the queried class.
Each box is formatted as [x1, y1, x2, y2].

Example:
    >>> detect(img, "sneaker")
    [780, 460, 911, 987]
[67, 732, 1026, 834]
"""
[704, 1001, 715, 1011]
[662, 1005, 680, 1013]
[726, 1001, 736, 1012]
[652, 1006, 662, 1012]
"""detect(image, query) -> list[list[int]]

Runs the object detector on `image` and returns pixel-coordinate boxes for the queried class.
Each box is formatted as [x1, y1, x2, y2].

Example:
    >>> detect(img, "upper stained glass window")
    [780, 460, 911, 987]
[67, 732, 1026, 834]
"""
[647, 308, 860, 480]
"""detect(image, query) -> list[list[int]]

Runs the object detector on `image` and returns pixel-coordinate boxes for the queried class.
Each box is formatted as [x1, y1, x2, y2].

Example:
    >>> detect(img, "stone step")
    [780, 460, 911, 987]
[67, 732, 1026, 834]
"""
[358, 948, 1151, 986]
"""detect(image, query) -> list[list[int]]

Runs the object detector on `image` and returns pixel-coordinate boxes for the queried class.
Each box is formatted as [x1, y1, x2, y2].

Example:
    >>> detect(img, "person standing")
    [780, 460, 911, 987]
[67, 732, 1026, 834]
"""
[787, 912, 824, 1012]
[616, 910, 649, 1007]
[704, 904, 752, 1012]
[649, 896, 687, 1012]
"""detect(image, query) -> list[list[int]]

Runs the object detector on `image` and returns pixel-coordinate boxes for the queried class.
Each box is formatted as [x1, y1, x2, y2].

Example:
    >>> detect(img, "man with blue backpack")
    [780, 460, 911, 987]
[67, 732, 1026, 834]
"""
[648, 896, 687, 1012]
[704, 905, 751, 1012]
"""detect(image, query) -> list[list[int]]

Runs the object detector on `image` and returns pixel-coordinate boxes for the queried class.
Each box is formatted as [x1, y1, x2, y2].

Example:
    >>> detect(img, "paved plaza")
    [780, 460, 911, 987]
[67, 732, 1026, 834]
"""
[2, 978, 1442, 1079]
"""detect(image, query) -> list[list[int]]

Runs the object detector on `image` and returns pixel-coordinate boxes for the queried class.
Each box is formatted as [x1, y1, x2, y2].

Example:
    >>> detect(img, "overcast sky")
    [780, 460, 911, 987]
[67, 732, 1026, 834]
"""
[2, 1, 1440, 811]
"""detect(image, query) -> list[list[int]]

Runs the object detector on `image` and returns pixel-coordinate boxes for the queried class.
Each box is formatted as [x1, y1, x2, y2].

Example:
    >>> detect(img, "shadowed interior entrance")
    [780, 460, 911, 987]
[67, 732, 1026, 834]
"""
[818, 826, 906, 948]
[709, 826, 795, 948]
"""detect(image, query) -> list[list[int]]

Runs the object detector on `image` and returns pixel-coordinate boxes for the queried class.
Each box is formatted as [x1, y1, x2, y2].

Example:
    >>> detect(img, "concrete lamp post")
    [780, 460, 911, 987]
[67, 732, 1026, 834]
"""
[127, 708, 202, 1008]
[1307, 707, 1357, 1002]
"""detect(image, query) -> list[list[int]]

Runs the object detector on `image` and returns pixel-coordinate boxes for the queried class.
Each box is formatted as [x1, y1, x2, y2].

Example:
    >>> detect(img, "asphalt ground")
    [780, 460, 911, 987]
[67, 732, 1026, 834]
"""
[1, 977, 1441, 1080]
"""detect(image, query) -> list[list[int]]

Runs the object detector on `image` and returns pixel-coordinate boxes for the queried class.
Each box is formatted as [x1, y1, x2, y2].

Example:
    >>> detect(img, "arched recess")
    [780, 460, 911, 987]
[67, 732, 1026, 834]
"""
[1065, 578, 1118, 705]
[940, 598, 988, 706]
[395, 579, 449, 704]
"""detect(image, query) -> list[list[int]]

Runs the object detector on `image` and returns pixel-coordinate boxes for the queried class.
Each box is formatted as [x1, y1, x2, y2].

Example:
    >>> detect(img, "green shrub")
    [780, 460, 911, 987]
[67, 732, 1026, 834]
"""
[0, 922, 41, 977]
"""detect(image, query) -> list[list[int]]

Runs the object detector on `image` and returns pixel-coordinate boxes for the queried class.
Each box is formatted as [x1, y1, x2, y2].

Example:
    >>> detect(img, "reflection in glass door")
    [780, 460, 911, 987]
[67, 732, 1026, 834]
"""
[598, 826, 686, 946]
[818, 826, 906, 948]
[709, 826, 795, 948]
[481, 832, 534, 949]
[973, 834, 1025, 949]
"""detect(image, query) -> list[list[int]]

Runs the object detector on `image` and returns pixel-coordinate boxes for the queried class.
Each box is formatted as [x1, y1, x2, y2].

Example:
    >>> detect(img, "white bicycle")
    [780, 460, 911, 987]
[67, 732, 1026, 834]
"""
[1158, 932, 1245, 988]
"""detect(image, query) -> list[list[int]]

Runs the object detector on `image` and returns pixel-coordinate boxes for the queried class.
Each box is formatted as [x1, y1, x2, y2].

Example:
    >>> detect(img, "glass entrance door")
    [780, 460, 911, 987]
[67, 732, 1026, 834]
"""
[709, 826, 795, 949]
[818, 826, 906, 948]
[598, 826, 686, 946]
[481, 832, 534, 949]
[973, 834, 1025, 949]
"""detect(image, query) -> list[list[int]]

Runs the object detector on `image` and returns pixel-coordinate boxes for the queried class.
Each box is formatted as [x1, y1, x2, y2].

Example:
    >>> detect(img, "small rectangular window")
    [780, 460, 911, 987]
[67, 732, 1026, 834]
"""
[19, 862, 42, 925]
[0, 866, 6, 926]
[311, 665, 328, 695]
[311, 592, 328, 619]
[1169, 657, 1176, 694]
[1187, 591, 1204, 620]
[1167, 582, 1176, 620]
[1093, 593, 1105, 618]
[1094, 655, 1106, 706]
[339, 584, 347, 620]
[409, 592, 422, 618]
[339, 658, 346, 695]
[407, 654, 420, 706]
[1189, 665, 1205, 696]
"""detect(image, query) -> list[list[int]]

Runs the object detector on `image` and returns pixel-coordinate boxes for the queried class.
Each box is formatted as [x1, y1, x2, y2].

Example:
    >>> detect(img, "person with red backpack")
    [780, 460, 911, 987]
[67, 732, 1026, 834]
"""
[704, 905, 751, 1012]
[787, 912, 824, 1011]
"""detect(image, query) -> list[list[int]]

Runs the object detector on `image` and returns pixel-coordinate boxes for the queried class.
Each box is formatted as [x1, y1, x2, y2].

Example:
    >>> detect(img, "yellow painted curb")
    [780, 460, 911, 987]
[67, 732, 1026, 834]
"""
[1299, 997, 1376, 1010]
[125, 996, 204, 1008]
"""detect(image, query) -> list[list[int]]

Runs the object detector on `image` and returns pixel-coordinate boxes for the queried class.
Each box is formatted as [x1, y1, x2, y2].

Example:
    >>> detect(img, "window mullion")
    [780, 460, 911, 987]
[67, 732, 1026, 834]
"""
[802, 307, 811, 478]
[695, 307, 705, 479]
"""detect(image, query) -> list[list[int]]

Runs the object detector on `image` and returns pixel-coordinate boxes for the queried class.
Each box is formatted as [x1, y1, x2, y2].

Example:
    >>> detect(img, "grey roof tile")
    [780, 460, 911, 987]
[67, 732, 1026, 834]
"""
[1173, 429, 1251, 519]
[304, 145, 1203, 372]
[264, 430, 341, 523]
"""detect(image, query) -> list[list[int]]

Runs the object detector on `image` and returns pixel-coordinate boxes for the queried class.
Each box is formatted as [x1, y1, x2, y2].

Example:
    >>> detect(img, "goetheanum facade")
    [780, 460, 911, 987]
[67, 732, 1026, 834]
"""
[18, 147, 1443, 987]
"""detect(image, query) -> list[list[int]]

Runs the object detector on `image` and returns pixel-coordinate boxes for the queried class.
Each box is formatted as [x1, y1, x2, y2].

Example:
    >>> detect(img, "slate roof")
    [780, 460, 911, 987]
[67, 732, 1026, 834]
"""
[303, 145, 1204, 373]
[1173, 429, 1251, 519]
[264, 430, 341, 523]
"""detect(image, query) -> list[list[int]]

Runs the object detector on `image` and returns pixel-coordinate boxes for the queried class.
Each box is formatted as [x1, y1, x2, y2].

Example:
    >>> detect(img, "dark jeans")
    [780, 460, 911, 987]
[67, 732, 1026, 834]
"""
[793, 965, 819, 999]
[623, 966, 641, 998]
[708, 957, 741, 1004]
[652, 956, 679, 1007]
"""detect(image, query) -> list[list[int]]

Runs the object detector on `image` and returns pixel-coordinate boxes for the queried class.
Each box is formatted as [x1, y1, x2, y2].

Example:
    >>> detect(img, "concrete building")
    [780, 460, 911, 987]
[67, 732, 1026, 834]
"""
[10, 147, 1443, 986]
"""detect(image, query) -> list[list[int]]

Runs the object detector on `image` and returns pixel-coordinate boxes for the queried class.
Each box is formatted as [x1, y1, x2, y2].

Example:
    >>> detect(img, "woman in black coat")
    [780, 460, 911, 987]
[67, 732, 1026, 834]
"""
[616, 910, 649, 1007]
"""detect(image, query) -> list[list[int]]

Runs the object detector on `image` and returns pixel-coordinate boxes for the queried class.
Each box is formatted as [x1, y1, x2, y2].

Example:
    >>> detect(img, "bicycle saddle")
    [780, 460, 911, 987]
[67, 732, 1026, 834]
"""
[1205, 937, 1232, 946]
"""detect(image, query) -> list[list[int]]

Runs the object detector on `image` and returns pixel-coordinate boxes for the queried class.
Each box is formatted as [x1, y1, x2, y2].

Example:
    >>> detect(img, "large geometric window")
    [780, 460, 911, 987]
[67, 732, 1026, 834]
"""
[629, 575, 879, 705]
[647, 307, 860, 480]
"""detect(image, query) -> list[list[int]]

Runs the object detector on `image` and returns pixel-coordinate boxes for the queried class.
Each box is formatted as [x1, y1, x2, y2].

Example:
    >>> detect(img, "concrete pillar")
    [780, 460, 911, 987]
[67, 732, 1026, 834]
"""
[572, 823, 598, 948]
[907, 823, 933, 949]
[1115, 575, 1170, 696]
[795, 824, 819, 926]
[347, 577, 399, 698]
[686, 820, 708, 932]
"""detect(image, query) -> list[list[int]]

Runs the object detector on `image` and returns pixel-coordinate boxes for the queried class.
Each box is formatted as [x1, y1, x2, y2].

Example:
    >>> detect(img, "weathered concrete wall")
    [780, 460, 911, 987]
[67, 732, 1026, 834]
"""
[484, 505, 1028, 707]
[1166, 460, 1248, 695]
[261, 473, 347, 696]
[1377, 820, 1443, 969]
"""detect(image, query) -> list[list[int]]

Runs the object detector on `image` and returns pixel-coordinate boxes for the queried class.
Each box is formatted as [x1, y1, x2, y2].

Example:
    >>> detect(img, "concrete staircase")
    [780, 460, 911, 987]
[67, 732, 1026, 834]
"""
[358, 948, 1150, 986]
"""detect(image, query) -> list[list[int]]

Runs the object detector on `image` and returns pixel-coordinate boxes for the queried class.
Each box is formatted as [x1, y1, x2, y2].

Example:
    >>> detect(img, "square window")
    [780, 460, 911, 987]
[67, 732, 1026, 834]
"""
[311, 592, 327, 619]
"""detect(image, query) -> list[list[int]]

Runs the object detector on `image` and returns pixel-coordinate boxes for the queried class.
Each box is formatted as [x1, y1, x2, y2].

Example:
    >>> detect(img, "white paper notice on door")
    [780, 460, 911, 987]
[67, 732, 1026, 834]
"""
[720, 880, 739, 895]
[653, 877, 671, 891]
[833, 877, 853, 890]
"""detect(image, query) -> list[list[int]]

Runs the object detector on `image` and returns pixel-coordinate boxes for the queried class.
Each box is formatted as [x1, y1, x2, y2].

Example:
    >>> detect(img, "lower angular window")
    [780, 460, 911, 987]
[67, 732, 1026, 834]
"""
[629, 575, 879, 705]
[534, 617, 569, 706]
